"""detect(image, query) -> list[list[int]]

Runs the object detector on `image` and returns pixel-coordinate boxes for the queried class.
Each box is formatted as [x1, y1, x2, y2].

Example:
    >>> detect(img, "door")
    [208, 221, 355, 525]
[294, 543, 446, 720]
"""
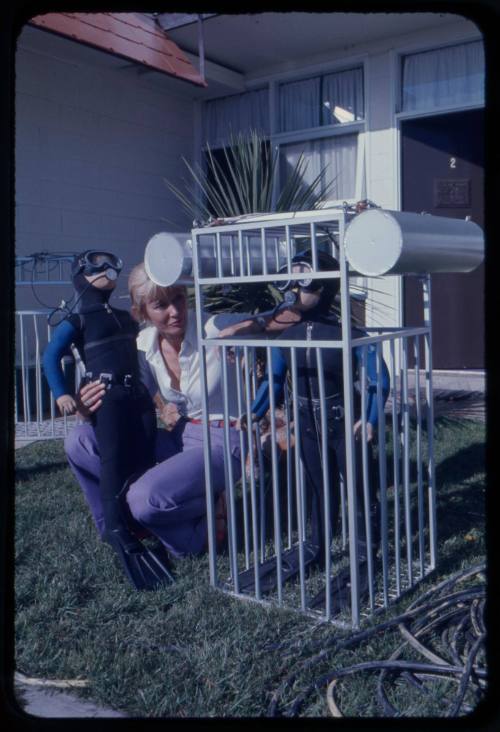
[401, 109, 484, 369]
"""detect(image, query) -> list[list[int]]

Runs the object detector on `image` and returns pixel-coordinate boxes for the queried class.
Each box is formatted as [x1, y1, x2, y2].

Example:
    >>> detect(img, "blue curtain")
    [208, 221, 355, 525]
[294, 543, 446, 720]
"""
[402, 40, 484, 112]
[279, 76, 321, 132]
[279, 133, 358, 200]
[322, 67, 364, 125]
[279, 67, 364, 132]
[203, 89, 269, 148]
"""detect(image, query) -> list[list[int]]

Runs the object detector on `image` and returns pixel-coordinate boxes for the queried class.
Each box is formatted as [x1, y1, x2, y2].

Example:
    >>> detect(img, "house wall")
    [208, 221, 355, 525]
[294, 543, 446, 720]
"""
[363, 20, 482, 332]
[15, 26, 196, 311]
[234, 16, 482, 333]
[16, 17, 483, 339]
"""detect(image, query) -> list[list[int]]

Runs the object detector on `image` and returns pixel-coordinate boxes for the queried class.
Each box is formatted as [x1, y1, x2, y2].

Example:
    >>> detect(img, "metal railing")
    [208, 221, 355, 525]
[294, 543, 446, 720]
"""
[191, 210, 436, 628]
[15, 310, 81, 441]
[15, 254, 73, 285]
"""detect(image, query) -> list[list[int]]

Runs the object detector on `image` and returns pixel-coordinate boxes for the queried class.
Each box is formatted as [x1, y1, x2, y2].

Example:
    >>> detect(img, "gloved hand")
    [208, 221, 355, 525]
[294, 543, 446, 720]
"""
[238, 412, 260, 431]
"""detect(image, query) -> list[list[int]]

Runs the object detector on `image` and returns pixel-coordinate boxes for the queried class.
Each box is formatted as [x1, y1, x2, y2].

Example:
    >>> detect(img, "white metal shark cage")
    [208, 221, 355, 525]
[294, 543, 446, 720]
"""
[147, 207, 483, 629]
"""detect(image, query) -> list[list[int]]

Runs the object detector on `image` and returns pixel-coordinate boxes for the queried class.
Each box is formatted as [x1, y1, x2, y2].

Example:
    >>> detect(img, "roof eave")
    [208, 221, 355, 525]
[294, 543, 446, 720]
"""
[29, 12, 208, 87]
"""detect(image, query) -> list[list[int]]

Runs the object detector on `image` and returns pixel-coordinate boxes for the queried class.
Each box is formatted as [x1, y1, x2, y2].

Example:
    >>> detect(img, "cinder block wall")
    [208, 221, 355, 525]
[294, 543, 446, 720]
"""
[15, 26, 195, 311]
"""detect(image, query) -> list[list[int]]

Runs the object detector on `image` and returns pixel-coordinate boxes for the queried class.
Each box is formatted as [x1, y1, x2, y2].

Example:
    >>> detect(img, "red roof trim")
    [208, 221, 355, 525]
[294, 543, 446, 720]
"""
[30, 12, 207, 87]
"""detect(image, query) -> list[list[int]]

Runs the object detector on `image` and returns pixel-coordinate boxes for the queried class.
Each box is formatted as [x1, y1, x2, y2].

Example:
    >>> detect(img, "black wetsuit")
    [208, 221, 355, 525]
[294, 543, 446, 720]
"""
[43, 275, 157, 538]
[252, 310, 390, 564]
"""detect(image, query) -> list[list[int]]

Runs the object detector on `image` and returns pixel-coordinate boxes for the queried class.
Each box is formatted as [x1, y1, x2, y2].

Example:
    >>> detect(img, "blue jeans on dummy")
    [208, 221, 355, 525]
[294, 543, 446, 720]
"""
[64, 420, 242, 558]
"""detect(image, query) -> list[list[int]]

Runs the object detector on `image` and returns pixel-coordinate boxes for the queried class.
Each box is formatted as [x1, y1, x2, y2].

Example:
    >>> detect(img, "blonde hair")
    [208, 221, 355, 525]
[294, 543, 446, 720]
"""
[128, 262, 187, 323]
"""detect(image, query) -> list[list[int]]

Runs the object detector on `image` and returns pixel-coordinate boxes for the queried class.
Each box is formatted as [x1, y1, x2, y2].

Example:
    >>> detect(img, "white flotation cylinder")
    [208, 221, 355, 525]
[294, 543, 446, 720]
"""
[144, 230, 287, 286]
[144, 232, 193, 287]
[344, 209, 484, 276]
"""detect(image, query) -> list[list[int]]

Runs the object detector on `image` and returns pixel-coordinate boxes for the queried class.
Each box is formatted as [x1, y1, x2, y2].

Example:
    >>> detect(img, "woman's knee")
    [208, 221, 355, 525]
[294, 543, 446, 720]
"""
[125, 476, 160, 525]
[126, 452, 206, 525]
[64, 423, 98, 462]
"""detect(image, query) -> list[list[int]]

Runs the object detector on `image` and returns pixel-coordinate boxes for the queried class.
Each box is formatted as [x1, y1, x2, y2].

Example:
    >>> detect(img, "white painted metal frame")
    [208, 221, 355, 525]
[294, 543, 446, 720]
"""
[191, 209, 437, 628]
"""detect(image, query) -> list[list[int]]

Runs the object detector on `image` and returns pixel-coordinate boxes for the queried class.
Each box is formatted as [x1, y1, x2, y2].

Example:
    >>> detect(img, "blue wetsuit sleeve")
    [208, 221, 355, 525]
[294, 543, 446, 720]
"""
[42, 319, 79, 399]
[251, 347, 288, 419]
[355, 344, 390, 428]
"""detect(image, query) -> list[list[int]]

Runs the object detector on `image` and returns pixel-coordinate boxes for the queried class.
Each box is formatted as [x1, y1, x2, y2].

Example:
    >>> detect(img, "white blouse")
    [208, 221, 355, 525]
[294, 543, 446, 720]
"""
[136, 310, 248, 420]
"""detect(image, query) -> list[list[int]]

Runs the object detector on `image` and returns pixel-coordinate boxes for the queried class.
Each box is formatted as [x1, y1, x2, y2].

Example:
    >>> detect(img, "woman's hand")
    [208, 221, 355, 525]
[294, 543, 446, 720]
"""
[153, 392, 183, 431]
[74, 379, 106, 418]
[353, 420, 374, 442]
[160, 402, 183, 431]
[56, 394, 77, 416]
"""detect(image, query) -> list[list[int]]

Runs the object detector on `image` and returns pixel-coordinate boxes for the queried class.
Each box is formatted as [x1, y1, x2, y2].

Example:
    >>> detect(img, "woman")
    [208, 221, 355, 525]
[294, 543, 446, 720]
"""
[65, 262, 246, 562]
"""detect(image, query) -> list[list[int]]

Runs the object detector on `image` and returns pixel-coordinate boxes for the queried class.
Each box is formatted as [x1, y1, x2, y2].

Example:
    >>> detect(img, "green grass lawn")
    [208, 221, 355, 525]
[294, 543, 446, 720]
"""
[14, 418, 486, 717]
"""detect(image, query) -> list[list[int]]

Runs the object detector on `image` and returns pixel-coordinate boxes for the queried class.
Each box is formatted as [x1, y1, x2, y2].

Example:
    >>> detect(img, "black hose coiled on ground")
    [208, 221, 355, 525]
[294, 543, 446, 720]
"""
[267, 564, 486, 717]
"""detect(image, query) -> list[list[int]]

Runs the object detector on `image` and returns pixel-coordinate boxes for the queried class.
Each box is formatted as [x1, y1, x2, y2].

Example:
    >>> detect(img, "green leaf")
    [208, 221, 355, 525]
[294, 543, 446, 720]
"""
[165, 130, 336, 221]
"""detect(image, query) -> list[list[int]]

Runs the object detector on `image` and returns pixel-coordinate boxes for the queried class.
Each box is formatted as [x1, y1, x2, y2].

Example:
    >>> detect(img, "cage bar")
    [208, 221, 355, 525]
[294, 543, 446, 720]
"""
[359, 345, 375, 612]
[17, 207, 469, 628]
[187, 208, 448, 627]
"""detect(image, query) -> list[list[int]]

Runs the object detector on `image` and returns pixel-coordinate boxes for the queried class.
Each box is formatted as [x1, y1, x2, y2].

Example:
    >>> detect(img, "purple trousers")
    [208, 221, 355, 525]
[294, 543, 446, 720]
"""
[64, 419, 242, 558]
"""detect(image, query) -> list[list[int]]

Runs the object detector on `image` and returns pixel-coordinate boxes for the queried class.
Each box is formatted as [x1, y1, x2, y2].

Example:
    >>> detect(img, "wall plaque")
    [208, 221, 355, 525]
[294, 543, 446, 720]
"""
[434, 179, 471, 208]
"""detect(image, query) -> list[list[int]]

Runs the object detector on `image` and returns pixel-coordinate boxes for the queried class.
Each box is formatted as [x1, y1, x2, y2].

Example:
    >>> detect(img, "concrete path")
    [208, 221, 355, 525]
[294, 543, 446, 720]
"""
[13, 673, 128, 718]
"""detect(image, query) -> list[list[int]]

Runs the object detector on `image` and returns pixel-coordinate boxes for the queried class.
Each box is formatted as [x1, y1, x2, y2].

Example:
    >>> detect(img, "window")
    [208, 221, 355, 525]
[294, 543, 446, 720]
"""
[276, 67, 364, 202]
[278, 67, 364, 132]
[203, 88, 269, 149]
[322, 68, 364, 125]
[279, 133, 358, 200]
[401, 40, 484, 113]
[279, 76, 321, 131]
[201, 65, 365, 207]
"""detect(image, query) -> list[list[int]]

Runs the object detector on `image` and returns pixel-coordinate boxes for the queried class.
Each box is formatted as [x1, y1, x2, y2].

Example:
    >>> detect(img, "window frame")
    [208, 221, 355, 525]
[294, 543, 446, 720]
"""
[199, 60, 368, 209]
[269, 62, 367, 207]
[272, 129, 366, 209]
[275, 65, 365, 134]
[396, 37, 485, 119]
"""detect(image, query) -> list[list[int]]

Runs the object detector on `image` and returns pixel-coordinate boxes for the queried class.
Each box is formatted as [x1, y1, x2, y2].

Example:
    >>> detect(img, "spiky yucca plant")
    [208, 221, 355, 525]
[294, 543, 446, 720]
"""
[166, 130, 336, 222]
[166, 130, 337, 313]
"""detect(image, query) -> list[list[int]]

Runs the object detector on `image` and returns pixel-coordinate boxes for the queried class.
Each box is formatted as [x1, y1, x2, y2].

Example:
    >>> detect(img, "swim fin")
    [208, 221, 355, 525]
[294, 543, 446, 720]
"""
[233, 541, 320, 594]
[106, 526, 175, 590]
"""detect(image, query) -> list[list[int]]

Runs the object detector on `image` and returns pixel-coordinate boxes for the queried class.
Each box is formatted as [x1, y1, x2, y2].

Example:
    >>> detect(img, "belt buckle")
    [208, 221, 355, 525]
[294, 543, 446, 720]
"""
[82, 371, 93, 386]
[332, 404, 344, 420]
[99, 372, 113, 390]
[123, 374, 132, 388]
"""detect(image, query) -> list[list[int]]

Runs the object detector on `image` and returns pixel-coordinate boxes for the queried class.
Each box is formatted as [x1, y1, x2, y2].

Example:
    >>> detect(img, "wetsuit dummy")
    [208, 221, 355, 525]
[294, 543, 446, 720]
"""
[43, 251, 174, 589]
[239, 250, 390, 600]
